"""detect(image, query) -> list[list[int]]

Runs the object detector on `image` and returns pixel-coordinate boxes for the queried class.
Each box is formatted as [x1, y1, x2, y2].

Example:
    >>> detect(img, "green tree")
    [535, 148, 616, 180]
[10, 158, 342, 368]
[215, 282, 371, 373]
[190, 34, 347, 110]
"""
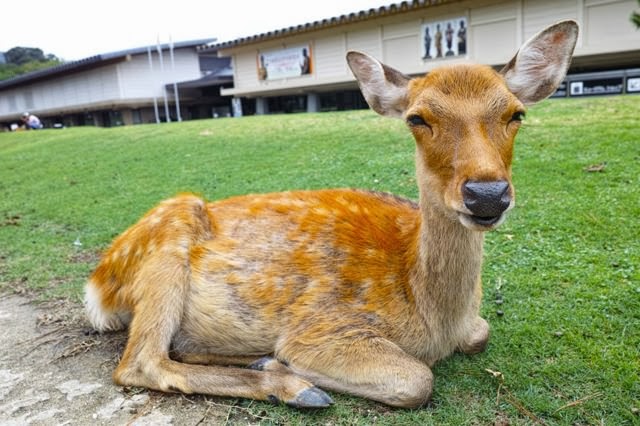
[0, 46, 62, 81]
[5, 47, 48, 65]
[633, 0, 640, 28]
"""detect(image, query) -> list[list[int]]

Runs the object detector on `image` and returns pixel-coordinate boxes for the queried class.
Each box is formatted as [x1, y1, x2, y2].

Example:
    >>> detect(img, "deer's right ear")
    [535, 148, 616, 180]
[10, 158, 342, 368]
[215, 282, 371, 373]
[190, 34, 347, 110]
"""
[501, 20, 579, 105]
[347, 51, 410, 118]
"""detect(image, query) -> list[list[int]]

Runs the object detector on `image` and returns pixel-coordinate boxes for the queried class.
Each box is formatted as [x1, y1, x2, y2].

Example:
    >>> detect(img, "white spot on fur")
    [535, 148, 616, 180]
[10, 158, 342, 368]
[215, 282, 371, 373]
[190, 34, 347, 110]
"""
[178, 237, 191, 251]
[119, 244, 130, 257]
[147, 242, 158, 254]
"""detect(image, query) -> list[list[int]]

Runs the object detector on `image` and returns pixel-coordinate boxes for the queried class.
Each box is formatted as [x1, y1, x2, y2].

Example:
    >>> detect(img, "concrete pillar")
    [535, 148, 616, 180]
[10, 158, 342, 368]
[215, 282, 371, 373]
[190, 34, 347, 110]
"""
[120, 109, 134, 125]
[255, 97, 268, 115]
[232, 98, 244, 117]
[307, 93, 320, 113]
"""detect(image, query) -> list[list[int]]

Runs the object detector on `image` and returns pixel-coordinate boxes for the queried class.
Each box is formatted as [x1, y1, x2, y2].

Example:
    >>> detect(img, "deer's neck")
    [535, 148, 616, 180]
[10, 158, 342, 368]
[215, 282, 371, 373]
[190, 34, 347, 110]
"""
[412, 194, 485, 324]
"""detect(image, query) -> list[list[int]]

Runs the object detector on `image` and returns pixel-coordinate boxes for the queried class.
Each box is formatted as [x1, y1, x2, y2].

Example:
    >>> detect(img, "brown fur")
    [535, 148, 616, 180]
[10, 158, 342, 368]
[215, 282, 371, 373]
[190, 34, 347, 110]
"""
[85, 21, 578, 408]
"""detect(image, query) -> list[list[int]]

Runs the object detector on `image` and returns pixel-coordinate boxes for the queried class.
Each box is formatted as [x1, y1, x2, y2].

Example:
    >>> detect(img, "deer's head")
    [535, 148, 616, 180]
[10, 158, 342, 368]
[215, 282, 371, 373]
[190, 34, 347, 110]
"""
[348, 20, 578, 231]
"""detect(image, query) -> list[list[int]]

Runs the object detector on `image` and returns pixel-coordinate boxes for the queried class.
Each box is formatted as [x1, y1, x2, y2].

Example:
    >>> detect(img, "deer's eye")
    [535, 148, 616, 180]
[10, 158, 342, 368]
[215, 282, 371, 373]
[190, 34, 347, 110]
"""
[510, 111, 526, 122]
[407, 115, 429, 127]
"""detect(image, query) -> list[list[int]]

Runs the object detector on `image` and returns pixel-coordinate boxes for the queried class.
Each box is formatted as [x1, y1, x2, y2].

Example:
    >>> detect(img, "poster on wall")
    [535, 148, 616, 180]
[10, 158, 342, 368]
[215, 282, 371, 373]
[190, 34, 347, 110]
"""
[257, 45, 312, 81]
[421, 18, 467, 60]
[627, 77, 640, 93]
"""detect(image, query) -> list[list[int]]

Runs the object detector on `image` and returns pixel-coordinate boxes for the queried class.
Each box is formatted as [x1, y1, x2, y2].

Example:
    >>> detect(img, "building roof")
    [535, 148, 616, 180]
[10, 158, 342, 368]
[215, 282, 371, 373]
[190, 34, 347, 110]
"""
[0, 38, 215, 90]
[204, 0, 453, 51]
[169, 65, 234, 90]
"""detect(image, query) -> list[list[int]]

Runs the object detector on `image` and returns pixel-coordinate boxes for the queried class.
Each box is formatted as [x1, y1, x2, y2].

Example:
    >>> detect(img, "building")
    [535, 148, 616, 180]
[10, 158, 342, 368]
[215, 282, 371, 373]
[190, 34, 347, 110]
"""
[0, 39, 233, 128]
[2, 0, 638, 127]
[213, 0, 640, 115]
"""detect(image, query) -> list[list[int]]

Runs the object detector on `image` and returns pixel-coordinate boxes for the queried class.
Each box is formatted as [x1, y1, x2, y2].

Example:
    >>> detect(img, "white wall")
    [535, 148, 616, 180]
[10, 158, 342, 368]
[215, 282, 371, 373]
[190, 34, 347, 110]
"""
[0, 65, 119, 118]
[0, 47, 202, 120]
[118, 49, 202, 99]
[219, 0, 639, 97]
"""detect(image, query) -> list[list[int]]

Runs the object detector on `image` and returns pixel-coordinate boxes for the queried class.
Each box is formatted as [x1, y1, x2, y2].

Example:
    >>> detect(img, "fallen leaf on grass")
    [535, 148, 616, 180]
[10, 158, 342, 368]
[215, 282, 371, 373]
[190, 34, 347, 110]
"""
[553, 392, 603, 413]
[1, 214, 20, 226]
[485, 368, 547, 425]
[583, 162, 607, 172]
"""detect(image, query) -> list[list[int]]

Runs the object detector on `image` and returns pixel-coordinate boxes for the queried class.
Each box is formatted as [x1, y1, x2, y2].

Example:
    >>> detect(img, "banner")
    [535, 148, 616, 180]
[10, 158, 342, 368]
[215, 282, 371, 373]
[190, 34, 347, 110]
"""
[570, 78, 624, 96]
[421, 18, 467, 60]
[257, 45, 312, 81]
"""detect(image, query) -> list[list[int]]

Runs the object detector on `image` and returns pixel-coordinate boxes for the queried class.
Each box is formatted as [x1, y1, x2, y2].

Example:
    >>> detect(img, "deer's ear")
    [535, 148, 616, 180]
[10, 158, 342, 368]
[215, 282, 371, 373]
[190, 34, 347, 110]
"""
[347, 51, 410, 118]
[501, 20, 579, 105]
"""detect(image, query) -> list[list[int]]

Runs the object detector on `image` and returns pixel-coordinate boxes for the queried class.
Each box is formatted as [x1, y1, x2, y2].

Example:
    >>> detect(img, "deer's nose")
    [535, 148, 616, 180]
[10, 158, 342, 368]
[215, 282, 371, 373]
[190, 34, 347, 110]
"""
[463, 180, 511, 218]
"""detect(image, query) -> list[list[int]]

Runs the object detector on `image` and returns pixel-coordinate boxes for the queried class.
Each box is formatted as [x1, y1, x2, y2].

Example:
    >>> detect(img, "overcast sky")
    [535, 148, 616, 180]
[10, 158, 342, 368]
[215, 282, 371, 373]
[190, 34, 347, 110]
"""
[1, 0, 391, 61]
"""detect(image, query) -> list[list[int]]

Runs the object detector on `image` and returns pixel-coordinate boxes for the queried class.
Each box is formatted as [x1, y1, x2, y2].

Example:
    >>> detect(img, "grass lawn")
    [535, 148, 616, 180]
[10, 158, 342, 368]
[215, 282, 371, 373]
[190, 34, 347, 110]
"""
[0, 95, 638, 425]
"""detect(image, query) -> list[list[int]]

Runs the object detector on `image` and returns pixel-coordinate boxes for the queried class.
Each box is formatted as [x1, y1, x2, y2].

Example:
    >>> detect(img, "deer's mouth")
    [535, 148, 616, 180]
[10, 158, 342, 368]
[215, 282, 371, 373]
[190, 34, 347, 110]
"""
[458, 212, 506, 231]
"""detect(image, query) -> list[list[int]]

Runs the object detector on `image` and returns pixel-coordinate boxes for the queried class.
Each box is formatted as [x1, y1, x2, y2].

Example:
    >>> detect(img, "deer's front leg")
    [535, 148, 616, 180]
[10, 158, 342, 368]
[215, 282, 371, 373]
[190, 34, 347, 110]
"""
[276, 320, 433, 408]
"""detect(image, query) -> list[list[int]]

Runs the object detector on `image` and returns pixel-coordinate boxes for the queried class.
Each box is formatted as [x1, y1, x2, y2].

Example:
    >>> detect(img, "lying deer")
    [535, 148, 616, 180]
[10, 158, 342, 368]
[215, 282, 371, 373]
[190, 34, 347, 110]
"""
[85, 20, 578, 408]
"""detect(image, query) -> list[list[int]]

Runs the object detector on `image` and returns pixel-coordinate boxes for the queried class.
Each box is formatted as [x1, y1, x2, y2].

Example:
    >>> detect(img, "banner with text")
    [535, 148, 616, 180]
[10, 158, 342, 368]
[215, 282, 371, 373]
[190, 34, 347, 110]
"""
[257, 45, 312, 81]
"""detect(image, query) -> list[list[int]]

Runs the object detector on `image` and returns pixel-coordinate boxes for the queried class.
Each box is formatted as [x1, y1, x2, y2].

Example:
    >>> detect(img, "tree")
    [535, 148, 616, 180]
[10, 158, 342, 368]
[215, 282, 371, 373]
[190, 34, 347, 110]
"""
[633, 0, 640, 28]
[5, 47, 49, 65]
[0, 47, 62, 81]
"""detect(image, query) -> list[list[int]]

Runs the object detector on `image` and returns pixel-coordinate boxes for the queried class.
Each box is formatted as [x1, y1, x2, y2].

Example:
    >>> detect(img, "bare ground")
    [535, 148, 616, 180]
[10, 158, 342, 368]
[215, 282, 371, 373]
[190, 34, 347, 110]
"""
[0, 294, 278, 425]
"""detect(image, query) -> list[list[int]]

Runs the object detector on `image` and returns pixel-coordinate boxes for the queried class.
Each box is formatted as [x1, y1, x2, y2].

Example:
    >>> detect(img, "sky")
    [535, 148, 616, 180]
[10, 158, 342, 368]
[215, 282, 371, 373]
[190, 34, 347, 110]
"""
[1, 0, 392, 61]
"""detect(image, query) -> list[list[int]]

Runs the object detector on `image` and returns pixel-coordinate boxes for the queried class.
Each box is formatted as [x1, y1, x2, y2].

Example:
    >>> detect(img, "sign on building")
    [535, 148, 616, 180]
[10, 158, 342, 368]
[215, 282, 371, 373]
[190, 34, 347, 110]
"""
[257, 45, 312, 81]
[421, 18, 467, 60]
[627, 77, 640, 93]
[570, 78, 624, 96]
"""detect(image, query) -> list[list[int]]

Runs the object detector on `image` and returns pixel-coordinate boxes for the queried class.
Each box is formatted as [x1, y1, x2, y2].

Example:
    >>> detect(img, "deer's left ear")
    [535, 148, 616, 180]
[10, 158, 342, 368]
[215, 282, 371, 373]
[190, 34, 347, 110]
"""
[501, 20, 579, 105]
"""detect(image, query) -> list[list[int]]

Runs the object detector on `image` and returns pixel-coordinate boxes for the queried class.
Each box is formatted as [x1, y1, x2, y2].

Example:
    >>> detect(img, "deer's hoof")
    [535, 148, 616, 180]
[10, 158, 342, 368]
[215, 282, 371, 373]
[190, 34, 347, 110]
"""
[288, 386, 334, 408]
[248, 356, 274, 371]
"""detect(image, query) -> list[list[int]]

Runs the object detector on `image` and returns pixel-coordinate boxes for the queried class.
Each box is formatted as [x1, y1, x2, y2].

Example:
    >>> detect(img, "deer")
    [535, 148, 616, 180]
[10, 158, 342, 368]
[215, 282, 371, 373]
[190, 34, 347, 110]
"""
[84, 20, 578, 408]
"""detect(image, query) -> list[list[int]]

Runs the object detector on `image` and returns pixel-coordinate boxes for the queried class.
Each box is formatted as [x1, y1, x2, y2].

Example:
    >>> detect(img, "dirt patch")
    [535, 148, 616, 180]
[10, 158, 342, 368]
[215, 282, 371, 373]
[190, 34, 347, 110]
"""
[0, 294, 272, 425]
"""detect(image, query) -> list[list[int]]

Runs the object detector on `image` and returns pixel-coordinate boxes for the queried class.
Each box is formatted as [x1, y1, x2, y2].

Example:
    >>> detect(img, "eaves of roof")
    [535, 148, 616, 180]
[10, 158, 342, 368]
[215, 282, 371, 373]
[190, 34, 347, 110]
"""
[0, 55, 126, 90]
[203, 0, 455, 51]
[0, 38, 216, 91]
[168, 67, 234, 90]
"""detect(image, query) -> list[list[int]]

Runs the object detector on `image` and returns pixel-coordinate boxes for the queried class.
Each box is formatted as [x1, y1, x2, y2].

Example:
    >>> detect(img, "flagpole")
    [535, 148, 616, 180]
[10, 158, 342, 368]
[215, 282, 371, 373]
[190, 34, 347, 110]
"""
[156, 37, 171, 122]
[169, 36, 182, 122]
[147, 46, 160, 124]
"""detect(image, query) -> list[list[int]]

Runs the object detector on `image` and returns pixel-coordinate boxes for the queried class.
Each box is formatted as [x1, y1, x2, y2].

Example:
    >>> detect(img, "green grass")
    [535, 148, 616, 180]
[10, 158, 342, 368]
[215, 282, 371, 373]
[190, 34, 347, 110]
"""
[1, 96, 638, 425]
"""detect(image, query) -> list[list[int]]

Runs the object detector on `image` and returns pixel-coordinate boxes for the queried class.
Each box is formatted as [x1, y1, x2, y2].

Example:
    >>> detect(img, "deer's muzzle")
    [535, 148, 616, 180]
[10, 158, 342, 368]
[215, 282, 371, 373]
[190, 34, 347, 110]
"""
[462, 180, 512, 228]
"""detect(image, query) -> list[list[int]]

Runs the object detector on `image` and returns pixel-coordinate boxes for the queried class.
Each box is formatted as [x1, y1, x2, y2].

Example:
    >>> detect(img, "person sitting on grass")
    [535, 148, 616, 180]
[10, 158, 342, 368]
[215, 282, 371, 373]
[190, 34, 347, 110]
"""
[21, 112, 43, 130]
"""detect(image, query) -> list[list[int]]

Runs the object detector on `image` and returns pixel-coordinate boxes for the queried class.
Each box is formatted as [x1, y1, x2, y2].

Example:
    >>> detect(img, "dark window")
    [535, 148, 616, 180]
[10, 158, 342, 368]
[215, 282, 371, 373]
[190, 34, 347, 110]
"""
[319, 90, 368, 112]
[267, 96, 307, 114]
